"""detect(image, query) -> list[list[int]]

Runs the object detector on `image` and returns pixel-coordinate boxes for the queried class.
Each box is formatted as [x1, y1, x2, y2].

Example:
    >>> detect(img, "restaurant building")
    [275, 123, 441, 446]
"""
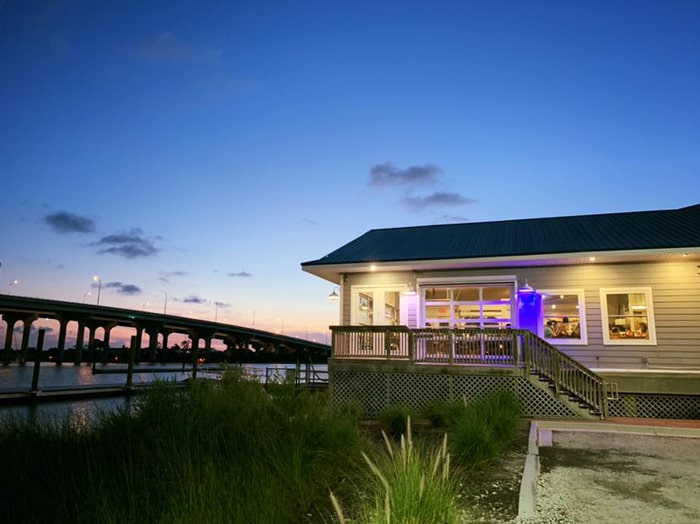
[302, 203, 700, 419]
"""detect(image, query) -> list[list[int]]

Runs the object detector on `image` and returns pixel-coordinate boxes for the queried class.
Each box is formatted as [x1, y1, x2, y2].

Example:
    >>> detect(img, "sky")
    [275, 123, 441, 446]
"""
[1, 0, 699, 346]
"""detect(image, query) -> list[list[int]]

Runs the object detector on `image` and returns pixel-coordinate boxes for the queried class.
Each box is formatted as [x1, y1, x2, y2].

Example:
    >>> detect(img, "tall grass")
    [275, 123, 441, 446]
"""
[0, 371, 362, 523]
[448, 389, 522, 467]
[333, 418, 460, 524]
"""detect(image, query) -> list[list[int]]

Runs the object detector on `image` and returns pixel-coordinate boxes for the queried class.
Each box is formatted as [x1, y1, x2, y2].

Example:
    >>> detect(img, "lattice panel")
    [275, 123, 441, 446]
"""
[387, 373, 452, 411]
[608, 393, 700, 419]
[516, 377, 580, 418]
[330, 369, 583, 419]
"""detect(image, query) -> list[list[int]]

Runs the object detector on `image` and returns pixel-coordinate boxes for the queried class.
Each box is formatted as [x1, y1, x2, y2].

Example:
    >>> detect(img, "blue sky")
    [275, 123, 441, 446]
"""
[1, 0, 699, 344]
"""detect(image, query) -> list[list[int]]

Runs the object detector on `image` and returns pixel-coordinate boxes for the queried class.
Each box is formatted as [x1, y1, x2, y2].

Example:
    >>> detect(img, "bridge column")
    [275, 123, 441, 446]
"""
[161, 329, 172, 359]
[19, 314, 39, 365]
[137, 321, 163, 363]
[103, 324, 115, 351]
[133, 326, 144, 363]
[55, 315, 69, 366]
[73, 318, 87, 365]
[2, 313, 21, 364]
[189, 332, 200, 379]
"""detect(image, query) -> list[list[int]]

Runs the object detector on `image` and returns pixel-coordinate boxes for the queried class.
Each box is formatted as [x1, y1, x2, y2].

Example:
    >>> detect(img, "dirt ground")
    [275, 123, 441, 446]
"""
[518, 431, 700, 524]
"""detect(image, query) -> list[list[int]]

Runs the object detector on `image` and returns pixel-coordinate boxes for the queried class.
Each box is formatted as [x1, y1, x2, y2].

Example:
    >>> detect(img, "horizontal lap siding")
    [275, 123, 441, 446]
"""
[343, 261, 699, 370]
[418, 261, 700, 370]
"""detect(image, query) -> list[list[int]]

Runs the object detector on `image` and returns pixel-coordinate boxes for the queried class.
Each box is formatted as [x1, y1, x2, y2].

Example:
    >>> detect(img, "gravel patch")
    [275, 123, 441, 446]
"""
[516, 431, 700, 524]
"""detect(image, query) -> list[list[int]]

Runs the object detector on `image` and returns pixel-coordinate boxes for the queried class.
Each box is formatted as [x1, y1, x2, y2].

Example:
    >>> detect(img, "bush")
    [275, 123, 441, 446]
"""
[449, 389, 521, 468]
[378, 405, 418, 437]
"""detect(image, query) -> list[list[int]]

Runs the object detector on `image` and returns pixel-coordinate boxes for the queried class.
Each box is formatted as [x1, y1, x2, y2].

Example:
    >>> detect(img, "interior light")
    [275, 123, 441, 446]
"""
[589, 256, 596, 262]
[369, 264, 377, 272]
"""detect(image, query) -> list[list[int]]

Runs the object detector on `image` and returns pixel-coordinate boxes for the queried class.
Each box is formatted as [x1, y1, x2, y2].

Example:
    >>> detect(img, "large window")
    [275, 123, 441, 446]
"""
[540, 290, 587, 345]
[422, 284, 513, 328]
[600, 287, 656, 345]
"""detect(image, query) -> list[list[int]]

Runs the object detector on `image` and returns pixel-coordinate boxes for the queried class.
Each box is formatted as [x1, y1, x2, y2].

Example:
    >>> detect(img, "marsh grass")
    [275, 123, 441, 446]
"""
[333, 418, 460, 524]
[0, 371, 363, 523]
[448, 389, 522, 468]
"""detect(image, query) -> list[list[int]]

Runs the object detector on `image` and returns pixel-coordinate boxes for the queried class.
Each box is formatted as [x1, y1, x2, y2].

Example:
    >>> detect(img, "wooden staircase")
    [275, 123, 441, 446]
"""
[521, 331, 616, 419]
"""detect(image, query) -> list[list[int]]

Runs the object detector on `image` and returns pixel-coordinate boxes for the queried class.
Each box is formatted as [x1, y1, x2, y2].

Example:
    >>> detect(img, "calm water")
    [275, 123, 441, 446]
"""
[0, 362, 321, 427]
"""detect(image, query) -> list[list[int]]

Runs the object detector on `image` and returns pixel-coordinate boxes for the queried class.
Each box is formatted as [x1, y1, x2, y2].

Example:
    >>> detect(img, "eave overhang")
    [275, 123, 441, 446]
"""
[301, 247, 700, 284]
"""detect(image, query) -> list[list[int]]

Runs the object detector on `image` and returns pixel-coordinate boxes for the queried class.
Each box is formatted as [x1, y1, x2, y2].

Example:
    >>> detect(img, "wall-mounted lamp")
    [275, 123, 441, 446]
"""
[328, 287, 340, 301]
[517, 279, 537, 306]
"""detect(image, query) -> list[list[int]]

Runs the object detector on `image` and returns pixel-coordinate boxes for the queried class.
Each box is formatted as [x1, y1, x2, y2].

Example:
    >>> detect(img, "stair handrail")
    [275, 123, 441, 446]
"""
[522, 331, 609, 418]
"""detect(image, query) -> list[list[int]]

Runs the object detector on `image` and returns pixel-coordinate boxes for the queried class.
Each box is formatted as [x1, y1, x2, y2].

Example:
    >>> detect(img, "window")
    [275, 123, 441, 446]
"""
[351, 286, 404, 326]
[600, 288, 656, 345]
[540, 290, 587, 345]
[422, 284, 513, 328]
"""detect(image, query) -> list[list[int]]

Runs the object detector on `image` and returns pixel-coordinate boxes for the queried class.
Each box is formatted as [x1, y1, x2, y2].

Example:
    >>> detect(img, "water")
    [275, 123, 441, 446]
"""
[0, 362, 326, 427]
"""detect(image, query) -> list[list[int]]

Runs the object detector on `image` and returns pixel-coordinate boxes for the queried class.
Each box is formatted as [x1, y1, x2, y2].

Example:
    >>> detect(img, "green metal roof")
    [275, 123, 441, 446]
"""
[302, 203, 700, 267]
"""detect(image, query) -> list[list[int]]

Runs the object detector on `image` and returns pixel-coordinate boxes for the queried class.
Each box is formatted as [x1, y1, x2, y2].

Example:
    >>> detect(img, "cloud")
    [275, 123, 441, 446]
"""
[93, 229, 159, 258]
[119, 32, 220, 63]
[181, 295, 207, 304]
[369, 162, 443, 187]
[158, 270, 187, 283]
[104, 282, 142, 296]
[402, 192, 479, 212]
[213, 301, 230, 308]
[44, 211, 96, 233]
[227, 271, 252, 278]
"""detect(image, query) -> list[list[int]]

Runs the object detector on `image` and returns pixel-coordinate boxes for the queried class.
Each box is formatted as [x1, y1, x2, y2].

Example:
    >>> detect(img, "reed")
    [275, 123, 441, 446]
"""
[0, 371, 362, 523]
[448, 389, 522, 467]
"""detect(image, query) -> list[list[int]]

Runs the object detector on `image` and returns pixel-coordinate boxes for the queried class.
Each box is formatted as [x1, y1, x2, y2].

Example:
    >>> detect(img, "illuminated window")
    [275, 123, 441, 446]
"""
[540, 290, 587, 345]
[422, 285, 513, 328]
[600, 288, 656, 345]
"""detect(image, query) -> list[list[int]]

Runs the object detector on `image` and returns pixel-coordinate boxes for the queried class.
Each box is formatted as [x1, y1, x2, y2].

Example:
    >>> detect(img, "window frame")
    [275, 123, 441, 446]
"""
[599, 287, 657, 346]
[538, 289, 587, 345]
[417, 277, 517, 329]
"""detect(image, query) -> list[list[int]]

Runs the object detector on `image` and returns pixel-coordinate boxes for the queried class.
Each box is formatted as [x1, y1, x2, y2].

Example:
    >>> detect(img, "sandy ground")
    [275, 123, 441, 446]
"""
[517, 431, 700, 524]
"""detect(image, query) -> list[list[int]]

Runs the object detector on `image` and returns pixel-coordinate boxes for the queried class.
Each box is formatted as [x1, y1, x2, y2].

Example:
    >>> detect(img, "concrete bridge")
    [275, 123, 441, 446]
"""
[0, 294, 330, 366]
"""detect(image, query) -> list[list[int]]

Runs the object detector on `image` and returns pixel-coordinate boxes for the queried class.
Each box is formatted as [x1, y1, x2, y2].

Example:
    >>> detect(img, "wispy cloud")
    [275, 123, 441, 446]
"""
[119, 32, 220, 63]
[369, 162, 443, 187]
[227, 271, 252, 278]
[93, 229, 159, 258]
[158, 270, 187, 283]
[104, 282, 142, 296]
[44, 211, 96, 233]
[181, 295, 207, 304]
[402, 192, 478, 212]
[213, 301, 230, 308]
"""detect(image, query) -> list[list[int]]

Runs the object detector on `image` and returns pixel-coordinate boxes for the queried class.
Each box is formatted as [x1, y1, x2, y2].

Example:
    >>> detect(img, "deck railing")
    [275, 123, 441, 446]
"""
[330, 326, 608, 417]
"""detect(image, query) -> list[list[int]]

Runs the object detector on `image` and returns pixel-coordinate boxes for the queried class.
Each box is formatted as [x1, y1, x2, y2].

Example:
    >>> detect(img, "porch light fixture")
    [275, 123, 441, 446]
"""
[517, 280, 537, 306]
[328, 287, 340, 301]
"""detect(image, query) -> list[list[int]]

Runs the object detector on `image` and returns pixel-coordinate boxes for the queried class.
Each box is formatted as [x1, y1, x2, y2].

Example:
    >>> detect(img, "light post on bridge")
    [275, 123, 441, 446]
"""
[92, 275, 102, 305]
[161, 291, 168, 316]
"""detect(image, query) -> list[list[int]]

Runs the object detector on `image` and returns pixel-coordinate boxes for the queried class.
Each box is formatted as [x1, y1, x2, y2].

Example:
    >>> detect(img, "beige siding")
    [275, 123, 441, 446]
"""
[343, 260, 700, 371]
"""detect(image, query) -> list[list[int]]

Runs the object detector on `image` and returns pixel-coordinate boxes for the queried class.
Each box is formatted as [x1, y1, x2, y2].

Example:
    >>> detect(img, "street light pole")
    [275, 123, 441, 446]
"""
[92, 275, 101, 305]
[161, 291, 168, 315]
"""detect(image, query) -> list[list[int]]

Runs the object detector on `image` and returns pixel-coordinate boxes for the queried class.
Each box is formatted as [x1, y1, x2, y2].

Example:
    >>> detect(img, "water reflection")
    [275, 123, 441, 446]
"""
[0, 362, 326, 428]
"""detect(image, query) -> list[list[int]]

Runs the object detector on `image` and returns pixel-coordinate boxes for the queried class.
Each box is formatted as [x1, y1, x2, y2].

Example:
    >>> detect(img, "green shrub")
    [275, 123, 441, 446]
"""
[378, 405, 418, 437]
[449, 389, 521, 468]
